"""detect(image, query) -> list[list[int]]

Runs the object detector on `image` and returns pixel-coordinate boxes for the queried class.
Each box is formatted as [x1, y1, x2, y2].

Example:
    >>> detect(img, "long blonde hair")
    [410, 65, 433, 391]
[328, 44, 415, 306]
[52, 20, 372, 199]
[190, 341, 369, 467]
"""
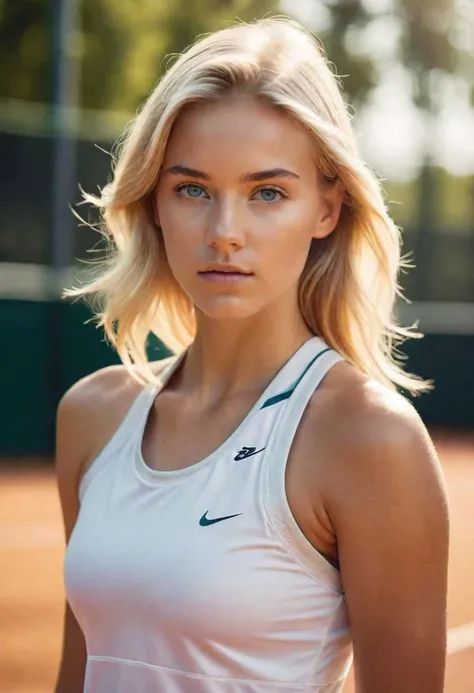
[66, 16, 431, 394]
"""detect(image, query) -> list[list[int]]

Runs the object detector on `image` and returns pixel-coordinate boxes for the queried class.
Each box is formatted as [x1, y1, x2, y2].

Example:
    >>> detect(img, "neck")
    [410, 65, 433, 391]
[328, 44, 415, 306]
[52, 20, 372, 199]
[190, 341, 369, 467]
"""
[176, 301, 315, 403]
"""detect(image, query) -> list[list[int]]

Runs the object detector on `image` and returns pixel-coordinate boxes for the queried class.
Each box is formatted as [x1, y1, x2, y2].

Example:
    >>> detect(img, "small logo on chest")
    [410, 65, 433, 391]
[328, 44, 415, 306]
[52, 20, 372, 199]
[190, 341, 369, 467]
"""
[234, 446, 266, 461]
[199, 511, 243, 527]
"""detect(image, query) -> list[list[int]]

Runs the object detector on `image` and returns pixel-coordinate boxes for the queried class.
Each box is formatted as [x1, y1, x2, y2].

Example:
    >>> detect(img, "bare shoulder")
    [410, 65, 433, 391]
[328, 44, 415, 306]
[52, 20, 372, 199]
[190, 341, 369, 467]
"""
[56, 357, 174, 492]
[311, 360, 449, 530]
[308, 356, 449, 574]
[59, 356, 174, 407]
[316, 361, 442, 477]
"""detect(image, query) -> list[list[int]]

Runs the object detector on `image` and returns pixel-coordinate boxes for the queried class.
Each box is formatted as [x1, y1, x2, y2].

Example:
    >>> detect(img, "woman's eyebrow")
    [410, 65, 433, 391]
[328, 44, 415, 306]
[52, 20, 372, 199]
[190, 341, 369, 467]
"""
[163, 165, 210, 180]
[241, 168, 300, 182]
[162, 164, 300, 182]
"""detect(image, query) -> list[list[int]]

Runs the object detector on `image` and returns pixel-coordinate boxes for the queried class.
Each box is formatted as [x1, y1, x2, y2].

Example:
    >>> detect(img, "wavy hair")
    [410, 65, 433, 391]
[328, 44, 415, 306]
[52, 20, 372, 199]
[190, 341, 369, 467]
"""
[65, 16, 431, 394]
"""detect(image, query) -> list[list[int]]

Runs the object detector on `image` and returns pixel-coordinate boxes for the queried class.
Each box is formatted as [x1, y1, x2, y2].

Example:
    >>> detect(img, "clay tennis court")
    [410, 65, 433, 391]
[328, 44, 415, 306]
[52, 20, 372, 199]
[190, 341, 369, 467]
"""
[1, 430, 473, 692]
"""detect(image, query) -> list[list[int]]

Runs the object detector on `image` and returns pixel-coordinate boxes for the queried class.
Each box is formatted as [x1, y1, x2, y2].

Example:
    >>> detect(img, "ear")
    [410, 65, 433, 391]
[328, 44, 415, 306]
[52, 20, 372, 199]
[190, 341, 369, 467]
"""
[312, 178, 345, 240]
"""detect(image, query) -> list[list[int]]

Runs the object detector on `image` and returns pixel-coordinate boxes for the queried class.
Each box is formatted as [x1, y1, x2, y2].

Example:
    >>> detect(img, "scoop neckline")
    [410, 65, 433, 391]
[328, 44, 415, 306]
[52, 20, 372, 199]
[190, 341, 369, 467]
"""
[133, 336, 324, 486]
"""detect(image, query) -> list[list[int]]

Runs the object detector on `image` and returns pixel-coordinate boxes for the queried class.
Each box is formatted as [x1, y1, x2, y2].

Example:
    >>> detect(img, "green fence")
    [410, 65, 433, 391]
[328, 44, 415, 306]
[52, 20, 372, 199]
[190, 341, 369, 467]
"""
[1, 300, 170, 456]
[1, 299, 472, 457]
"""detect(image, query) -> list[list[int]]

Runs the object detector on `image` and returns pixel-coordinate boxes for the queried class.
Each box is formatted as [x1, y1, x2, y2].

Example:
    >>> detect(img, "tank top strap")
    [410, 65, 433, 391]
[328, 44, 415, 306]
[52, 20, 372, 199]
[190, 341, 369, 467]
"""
[112, 356, 186, 449]
[262, 346, 345, 590]
[129, 352, 188, 448]
[135, 337, 330, 445]
[247, 335, 331, 410]
[129, 338, 331, 455]
[256, 337, 332, 411]
[79, 355, 184, 501]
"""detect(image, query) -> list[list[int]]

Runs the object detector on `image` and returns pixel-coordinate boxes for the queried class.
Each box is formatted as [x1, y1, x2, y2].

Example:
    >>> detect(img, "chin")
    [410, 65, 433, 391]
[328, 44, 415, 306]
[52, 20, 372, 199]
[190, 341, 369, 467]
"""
[195, 296, 263, 321]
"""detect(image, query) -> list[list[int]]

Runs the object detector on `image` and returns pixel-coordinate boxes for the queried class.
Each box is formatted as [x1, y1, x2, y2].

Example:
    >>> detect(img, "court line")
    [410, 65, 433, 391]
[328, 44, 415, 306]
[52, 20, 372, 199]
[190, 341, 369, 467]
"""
[447, 622, 474, 655]
[1, 523, 474, 655]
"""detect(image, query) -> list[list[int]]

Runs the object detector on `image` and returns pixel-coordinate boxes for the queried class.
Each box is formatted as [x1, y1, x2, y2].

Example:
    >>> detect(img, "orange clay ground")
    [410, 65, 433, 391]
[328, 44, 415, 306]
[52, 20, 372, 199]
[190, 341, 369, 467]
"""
[0, 430, 473, 692]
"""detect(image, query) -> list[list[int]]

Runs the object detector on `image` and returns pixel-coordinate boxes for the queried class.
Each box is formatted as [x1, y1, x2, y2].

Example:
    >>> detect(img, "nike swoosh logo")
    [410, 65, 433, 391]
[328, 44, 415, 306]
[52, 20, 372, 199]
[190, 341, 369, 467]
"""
[199, 511, 242, 527]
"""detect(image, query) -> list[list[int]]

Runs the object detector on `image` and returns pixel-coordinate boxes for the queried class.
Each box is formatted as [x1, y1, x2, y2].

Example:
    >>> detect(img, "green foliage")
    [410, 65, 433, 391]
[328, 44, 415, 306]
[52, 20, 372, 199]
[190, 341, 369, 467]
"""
[0, 0, 278, 110]
[1, 0, 472, 118]
[397, 0, 461, 111]
[0, 0, 51, 102]
[72, 0, 278, 111]
[317, 0, 378, 108]
[385, 170, 473, 233]
[79, 0, 377, 111]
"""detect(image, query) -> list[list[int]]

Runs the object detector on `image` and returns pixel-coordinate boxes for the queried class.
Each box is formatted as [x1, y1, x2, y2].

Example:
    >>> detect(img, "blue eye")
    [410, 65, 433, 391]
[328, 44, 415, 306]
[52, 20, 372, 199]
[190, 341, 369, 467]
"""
[254, 187, 284, 202]
[176, 184, 208, 198]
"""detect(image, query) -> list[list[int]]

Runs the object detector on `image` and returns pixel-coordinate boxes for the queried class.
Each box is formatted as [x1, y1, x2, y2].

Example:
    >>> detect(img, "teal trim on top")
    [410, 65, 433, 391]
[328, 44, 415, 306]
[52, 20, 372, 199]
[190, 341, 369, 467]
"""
[260, 388, 293, 409]
[260, 347, 331, 410]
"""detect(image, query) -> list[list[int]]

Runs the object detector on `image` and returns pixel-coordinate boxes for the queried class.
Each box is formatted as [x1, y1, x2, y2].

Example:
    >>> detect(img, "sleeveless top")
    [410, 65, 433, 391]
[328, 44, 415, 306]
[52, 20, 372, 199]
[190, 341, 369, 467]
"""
[64, 336, 353, 692]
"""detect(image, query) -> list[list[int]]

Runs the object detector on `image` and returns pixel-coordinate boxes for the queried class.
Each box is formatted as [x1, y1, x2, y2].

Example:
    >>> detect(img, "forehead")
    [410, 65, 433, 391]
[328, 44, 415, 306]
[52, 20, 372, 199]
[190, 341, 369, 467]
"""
[162, 92, 318, 176]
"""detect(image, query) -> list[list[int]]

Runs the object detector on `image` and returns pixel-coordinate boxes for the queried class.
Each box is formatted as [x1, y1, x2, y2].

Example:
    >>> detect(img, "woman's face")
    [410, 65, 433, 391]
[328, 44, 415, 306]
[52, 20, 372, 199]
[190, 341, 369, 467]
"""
[155, 92, 343, 322]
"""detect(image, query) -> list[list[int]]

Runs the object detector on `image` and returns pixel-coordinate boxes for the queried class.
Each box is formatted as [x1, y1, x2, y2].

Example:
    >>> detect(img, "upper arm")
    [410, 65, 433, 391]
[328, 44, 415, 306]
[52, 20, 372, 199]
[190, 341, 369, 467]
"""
[326, 390, 450, 693]
[54, 377, 95, 692]
[55, 383, 91, 544]
[54, 365, 129, 540]
[54, 365, 131, 692]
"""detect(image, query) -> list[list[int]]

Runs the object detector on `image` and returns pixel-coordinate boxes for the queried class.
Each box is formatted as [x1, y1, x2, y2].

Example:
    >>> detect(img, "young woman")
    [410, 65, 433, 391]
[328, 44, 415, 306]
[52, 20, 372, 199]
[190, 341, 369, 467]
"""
[54, 17, 449, 693]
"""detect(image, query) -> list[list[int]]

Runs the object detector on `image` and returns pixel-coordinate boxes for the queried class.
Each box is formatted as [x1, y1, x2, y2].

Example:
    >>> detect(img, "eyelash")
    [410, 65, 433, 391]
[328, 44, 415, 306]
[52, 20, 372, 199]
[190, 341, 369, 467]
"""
[173, 183, 287, 202]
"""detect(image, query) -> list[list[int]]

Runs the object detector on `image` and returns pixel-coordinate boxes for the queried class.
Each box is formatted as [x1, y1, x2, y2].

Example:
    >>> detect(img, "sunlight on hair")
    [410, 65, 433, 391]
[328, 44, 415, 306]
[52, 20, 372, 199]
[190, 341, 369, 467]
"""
[64, 16, 431, 395]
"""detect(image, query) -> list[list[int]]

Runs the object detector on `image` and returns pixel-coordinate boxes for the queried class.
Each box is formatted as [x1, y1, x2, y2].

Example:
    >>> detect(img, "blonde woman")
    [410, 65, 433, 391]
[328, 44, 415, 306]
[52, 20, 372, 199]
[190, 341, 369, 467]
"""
[55, 17, 449, 693]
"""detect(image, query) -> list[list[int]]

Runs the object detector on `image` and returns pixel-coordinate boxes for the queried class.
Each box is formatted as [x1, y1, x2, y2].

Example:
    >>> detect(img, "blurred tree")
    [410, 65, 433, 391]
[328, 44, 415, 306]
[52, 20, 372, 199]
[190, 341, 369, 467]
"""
[0, 0, 51, 102]
[75, 0, 278, 112]
[311, 0, 472, 137]
[311, 0, 378, 109]
[2, 1, 471, 119]
[395, 0, 474, 293]
[398, 0, 463, 112]
[0, 0, 277, 110]
[305, 0, 473, 299]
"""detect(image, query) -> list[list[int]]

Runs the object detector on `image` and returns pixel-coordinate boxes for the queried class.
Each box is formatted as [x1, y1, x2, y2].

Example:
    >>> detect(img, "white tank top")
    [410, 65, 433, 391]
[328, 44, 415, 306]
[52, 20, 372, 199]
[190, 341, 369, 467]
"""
[65, 336, 353, 692]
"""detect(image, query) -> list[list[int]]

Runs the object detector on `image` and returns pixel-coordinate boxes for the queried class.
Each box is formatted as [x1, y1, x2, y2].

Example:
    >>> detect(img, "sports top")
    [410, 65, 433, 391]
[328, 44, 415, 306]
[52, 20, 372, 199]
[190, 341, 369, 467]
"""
[64, 336, 353, 692]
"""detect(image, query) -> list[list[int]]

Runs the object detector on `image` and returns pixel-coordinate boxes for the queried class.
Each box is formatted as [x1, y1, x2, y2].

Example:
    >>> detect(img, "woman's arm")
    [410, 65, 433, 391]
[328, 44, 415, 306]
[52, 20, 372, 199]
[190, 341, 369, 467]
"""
[54, 382, 91, 693]
[325, 388, 450, 693]
[54, 360, 170, 691]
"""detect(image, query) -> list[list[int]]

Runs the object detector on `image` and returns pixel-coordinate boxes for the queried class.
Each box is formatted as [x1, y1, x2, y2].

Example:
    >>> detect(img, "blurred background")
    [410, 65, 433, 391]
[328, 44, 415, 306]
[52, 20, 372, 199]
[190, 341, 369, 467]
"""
[0, 1, 473, 692]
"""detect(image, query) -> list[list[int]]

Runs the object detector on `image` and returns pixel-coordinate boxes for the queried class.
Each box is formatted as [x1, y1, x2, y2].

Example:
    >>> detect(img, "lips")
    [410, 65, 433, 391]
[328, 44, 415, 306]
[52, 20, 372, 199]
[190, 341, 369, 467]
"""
[198, 263, 252, 275]
[197, 269, 253, 283]
[199, 270, 248, 276]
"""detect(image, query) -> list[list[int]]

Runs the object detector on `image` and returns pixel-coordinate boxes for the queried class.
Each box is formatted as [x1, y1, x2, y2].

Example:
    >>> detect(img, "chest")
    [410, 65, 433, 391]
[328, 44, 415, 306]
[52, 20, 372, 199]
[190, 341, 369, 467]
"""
[68, 458, 341, 653]
[142, 391, 260, 472]
[141, 390, 337, 560]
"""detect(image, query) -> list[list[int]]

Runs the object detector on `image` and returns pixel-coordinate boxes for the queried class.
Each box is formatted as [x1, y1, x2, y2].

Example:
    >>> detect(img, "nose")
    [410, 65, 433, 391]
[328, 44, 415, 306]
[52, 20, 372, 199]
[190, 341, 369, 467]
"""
[206, 198, 244, 252]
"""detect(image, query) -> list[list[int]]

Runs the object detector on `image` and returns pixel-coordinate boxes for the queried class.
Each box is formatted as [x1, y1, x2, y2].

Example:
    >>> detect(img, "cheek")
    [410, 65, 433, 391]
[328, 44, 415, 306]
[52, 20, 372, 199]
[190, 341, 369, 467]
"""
[161, 230, 190, 277]
[157, 204, 192, 261]
[260, 211, 316, 272]
[157, 198, 203, 256]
